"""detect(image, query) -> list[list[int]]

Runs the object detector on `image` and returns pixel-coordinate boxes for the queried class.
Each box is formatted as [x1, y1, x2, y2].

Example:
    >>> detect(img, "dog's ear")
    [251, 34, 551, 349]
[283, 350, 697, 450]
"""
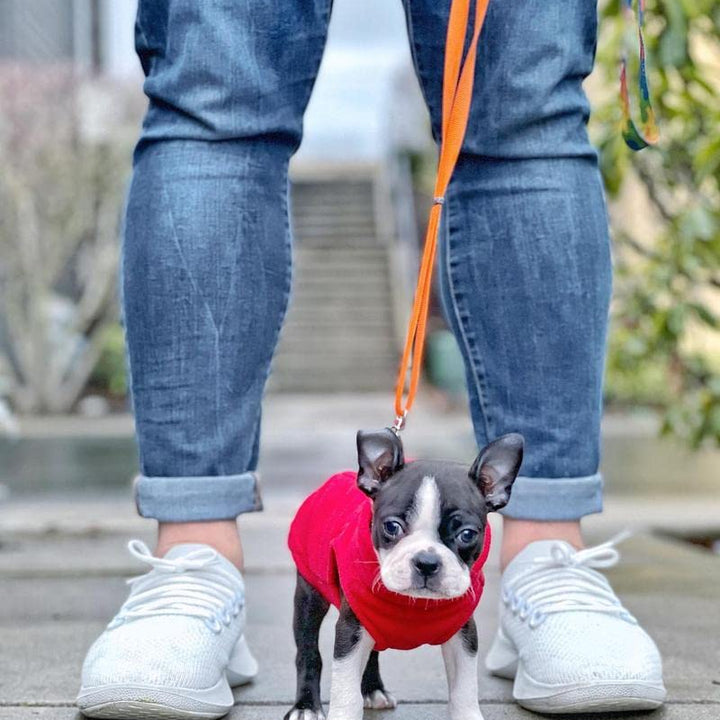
[356, 428, 405, 498]
[469, 433, 524, 512]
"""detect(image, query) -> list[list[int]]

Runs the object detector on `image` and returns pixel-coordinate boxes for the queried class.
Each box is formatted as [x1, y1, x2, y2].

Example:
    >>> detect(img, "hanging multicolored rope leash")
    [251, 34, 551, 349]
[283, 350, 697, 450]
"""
[621, 0, 659, 150]
[391, 0, 658, 432]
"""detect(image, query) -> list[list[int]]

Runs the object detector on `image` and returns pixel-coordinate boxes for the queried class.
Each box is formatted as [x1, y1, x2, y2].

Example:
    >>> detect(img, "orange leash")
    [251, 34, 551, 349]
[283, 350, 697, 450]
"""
[393, 0, 489, 431]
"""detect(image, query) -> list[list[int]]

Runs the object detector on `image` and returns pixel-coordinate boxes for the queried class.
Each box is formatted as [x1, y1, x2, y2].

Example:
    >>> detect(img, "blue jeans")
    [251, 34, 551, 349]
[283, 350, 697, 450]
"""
[125, 0, 611, 523]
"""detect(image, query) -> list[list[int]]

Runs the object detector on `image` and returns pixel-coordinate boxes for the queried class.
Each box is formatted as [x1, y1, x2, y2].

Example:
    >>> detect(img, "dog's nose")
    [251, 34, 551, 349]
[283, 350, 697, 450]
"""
[413, 551, 441, 577]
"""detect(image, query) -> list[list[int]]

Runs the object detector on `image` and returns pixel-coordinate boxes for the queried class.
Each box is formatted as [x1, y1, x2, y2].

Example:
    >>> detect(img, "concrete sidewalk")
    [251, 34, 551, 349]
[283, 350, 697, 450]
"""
[1, 395, 719, 718]
[1, 494, 719, 720]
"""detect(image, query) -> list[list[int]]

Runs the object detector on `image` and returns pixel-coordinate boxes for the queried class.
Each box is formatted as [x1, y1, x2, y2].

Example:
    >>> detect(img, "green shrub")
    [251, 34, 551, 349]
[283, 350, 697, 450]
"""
[593, 0, 720, 446]
[90, 323, 127, 397]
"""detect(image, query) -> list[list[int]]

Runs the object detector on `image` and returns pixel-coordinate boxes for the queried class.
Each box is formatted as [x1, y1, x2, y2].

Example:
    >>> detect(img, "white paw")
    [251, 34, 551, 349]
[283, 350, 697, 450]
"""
[363, 689, 398, 710]
[449, 708, 483, 720]
[286, 708, 325, 720]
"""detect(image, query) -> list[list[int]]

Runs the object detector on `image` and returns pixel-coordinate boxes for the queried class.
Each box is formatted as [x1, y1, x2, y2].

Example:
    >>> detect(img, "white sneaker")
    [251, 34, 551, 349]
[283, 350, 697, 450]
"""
[485, 534, 666, 714]
[77, 541, 258, 720]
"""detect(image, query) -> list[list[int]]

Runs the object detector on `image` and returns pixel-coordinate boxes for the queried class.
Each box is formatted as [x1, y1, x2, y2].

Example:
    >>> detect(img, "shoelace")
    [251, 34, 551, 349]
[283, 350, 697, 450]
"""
[108, 540, 244, 634]
[502, 531, 637, 630]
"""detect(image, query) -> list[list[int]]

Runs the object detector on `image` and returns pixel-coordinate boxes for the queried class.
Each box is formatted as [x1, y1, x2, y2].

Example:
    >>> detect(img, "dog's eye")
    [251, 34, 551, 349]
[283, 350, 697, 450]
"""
[383, 519, 405, 539]
[457, 528, 479, 545]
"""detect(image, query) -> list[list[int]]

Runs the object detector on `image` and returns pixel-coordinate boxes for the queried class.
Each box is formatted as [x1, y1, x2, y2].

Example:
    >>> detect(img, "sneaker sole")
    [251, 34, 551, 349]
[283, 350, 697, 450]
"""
[515, 672, 667, 714]
[487, 628, 666, 714]
[77, 634, 257, 720]
[76, 677, 234, 720]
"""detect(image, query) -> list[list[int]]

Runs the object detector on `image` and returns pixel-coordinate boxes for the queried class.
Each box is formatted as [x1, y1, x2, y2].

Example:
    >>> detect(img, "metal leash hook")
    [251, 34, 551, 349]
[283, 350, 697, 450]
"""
[390, 410, 407, 435]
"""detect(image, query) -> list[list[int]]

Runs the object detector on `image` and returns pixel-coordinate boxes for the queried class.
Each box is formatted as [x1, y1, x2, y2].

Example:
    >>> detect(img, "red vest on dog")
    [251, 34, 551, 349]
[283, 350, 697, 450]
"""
[288, 471, 490, 651]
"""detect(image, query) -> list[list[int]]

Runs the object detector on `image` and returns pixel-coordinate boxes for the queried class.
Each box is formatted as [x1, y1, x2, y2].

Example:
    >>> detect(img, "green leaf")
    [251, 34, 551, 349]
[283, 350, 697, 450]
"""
[689, 303, 719, 329]
[679, 206, 718, 241]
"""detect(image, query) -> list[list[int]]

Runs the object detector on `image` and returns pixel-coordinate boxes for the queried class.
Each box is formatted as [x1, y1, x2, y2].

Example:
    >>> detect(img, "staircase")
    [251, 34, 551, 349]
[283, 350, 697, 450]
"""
[270, 175, 399, 392]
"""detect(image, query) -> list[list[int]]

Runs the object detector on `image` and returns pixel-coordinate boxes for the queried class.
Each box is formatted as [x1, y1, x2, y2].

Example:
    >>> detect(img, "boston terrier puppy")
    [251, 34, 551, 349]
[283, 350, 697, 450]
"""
[285, 428, 524, 720]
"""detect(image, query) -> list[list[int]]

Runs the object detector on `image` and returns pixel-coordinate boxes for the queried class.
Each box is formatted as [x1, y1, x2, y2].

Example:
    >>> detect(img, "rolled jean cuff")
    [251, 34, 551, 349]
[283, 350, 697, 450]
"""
[500, 473, 603, 521]
[134, 472, 263, 522]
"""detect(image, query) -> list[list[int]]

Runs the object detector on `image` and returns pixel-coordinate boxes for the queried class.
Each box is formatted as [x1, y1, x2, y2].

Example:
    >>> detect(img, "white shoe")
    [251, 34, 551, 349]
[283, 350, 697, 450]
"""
[77, 541, 258, 720]
[485, 534, 666, 714]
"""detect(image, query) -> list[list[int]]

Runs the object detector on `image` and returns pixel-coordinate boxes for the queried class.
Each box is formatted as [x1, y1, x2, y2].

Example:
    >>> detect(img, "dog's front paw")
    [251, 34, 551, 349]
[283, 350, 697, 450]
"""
[284, 705, 326, 720]
[448, 707, 484, 720]
[363, 689, 397, 710]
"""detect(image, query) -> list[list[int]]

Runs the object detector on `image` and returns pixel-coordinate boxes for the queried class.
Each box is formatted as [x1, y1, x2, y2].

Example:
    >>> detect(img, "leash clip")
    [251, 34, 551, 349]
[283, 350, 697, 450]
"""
[390, 411, 407, 434]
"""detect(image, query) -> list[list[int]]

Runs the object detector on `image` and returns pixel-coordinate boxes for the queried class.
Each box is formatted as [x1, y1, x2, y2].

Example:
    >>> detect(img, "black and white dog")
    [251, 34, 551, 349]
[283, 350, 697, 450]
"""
[285, 428, 523, 720]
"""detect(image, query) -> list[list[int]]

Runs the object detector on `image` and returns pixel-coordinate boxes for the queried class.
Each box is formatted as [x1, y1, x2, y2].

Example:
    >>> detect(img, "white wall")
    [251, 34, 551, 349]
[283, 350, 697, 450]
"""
[100, 0, 141, 78]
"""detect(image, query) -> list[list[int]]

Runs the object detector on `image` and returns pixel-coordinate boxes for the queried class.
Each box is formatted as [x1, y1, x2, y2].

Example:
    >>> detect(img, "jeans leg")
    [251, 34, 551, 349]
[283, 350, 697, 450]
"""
[124, 0, 332, 522]
[404, 0, 611, 520]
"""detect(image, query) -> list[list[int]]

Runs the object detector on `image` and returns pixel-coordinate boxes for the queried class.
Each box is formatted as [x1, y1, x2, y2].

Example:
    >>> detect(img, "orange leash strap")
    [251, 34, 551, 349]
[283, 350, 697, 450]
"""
[393, 0, 489, 431]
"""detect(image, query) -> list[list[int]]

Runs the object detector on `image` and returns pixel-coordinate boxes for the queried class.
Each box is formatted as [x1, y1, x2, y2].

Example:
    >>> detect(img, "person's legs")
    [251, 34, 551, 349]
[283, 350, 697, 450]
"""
[123, 0, 332, 567]
[78, 3, 332, 718]
[402, 0, 610, 558]
[403, 3, 665, 713]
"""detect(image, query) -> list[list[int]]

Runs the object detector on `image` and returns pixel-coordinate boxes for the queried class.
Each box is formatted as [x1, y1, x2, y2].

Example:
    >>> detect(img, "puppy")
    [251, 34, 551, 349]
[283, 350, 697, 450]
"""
[285, 428, 523, 720]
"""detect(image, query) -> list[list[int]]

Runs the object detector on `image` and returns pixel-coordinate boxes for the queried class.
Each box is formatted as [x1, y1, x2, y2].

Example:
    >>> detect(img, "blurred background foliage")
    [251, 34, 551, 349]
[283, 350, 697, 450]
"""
[89, 323, 128, 399]
[0, 65, 140, 413]
[590, 0, 720, 447]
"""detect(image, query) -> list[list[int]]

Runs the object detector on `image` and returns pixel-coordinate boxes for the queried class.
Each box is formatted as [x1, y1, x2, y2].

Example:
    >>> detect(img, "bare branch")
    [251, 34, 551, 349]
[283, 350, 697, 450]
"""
[0, 64, 138, 413]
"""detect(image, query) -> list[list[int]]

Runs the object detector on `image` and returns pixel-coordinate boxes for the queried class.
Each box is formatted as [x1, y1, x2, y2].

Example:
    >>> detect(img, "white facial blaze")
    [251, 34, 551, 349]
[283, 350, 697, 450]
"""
[413, 475, 440, 536]
[378, 476, 471, 599]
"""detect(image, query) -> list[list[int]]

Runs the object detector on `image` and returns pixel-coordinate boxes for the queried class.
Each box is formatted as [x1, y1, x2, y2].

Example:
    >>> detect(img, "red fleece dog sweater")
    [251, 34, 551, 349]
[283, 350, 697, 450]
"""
[288, 471, 490, 651]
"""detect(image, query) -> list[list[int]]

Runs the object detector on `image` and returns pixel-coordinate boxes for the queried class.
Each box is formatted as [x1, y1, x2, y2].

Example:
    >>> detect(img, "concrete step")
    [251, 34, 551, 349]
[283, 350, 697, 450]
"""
[293, 211, 374, 226]
[282, 316, 394, 333]
[278, 332, 395, 347]
[294, 247, 388, 259]
[292, 183, 374, 197]
[273, 178, 397, 391]
[292, 184, 373, 201]
[294, 211, 374, 224]
[287, 298, 392, 315]
[278, 336, 395, 353]
[293, 218, 375, 233]
[293, 261, 388, 271]
[269, 375, 397, 392]
[289, 281, 390, 294]
[290, 180, 378, 248]
[295, 236, 380, 248]
[280, 316, 394, 329]
[293, 212, 374, 227]
[294, 218, 374, 231]
[272, 354, 397, 371]
[293, 257, 388, 268]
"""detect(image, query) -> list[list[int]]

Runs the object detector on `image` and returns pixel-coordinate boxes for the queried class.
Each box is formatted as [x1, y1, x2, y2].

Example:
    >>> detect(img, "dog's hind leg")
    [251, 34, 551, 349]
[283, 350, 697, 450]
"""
[285, 571, 330, 720]
[361, 651, 397, 710]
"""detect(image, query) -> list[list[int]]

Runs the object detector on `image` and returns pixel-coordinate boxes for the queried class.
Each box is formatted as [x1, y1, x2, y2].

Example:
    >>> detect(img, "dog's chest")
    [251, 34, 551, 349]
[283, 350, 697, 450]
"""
[288, 472, 490, 651]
